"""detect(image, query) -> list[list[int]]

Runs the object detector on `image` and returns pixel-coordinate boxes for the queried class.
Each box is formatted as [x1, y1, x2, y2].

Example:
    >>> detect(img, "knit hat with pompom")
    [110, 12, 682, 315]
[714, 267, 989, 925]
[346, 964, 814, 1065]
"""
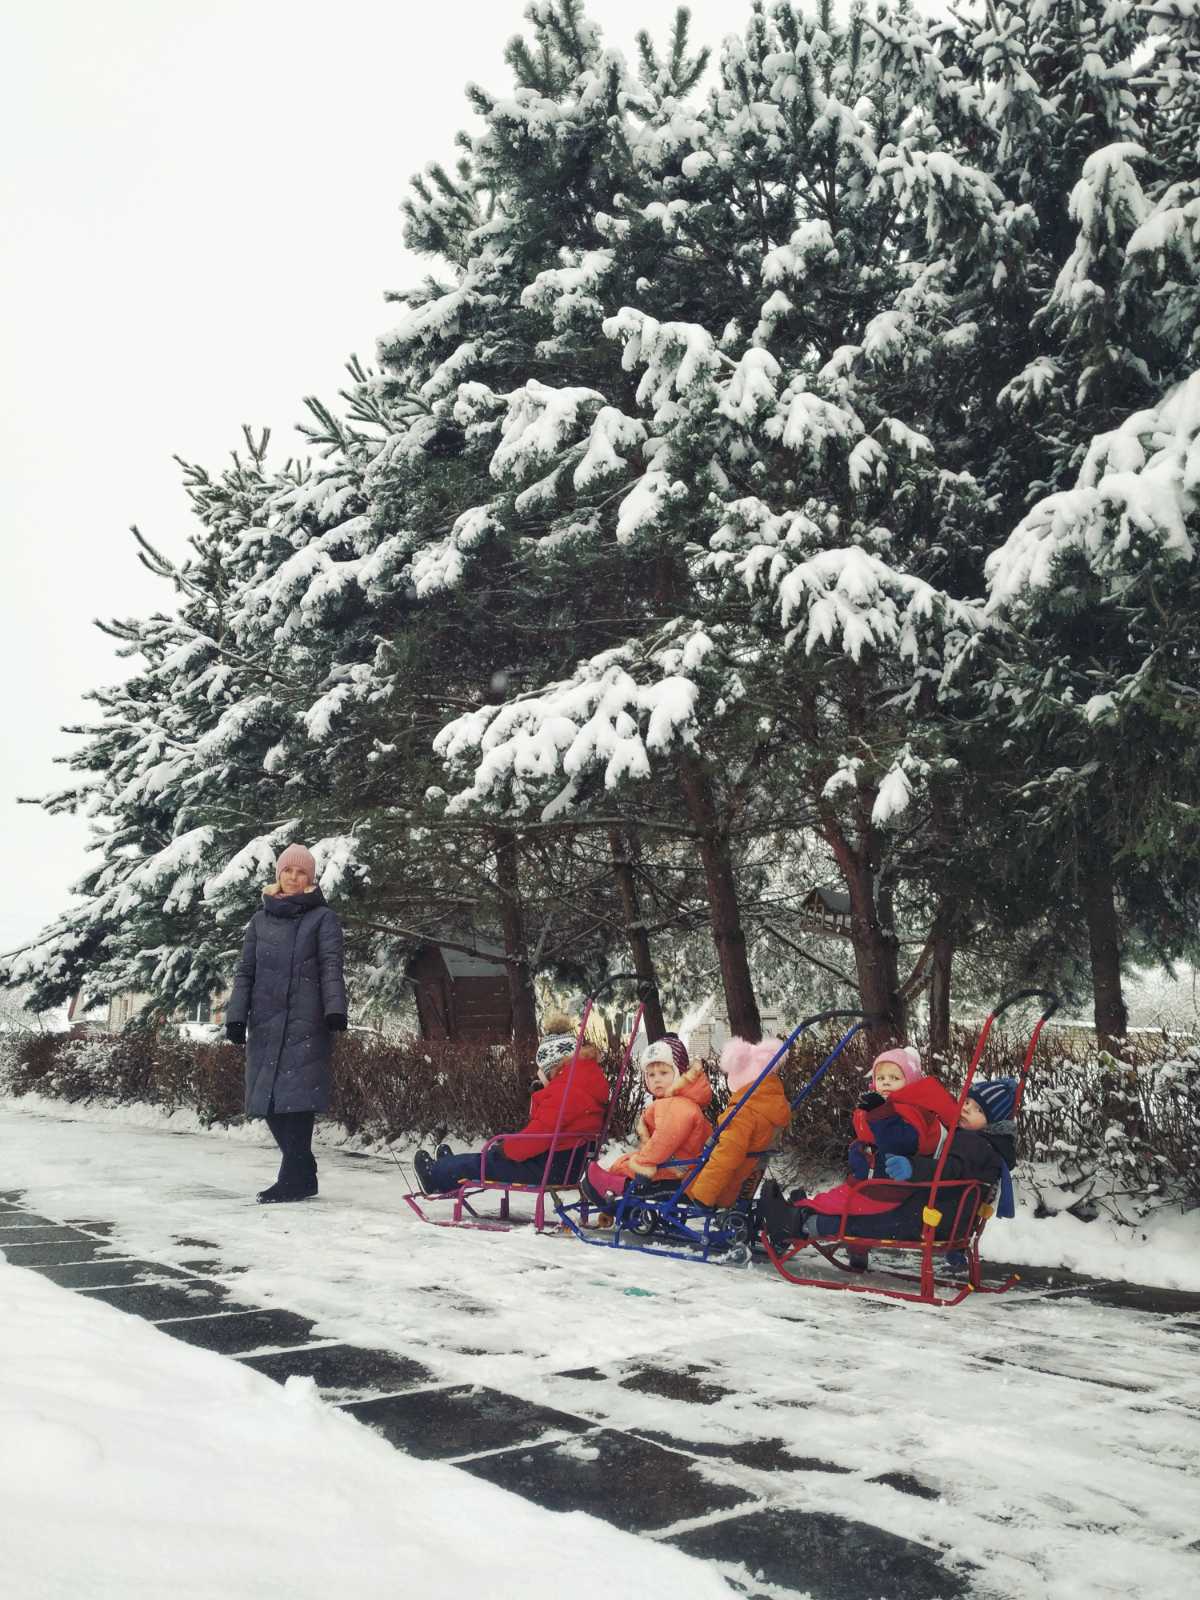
[661, 1032, 690, 1072]
[719, 1036, 786, 1093]
[641, 1039, 681, 1085]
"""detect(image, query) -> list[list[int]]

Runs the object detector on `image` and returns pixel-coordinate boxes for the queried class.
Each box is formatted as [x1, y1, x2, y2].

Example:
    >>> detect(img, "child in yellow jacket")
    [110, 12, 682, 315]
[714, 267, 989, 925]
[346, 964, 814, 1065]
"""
[686, 1036, 791, 1209]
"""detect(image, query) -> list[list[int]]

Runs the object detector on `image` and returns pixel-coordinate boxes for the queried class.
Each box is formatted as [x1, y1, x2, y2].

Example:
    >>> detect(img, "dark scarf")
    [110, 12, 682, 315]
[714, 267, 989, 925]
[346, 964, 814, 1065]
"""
[263, 886, 326, 918]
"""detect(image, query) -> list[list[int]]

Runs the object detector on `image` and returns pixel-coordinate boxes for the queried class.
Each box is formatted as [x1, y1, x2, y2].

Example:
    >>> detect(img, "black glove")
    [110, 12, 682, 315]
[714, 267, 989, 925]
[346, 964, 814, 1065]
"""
[857, 1090, 885, 1112]
[325, 1013, 348, 1032]
[225, 1021, 246, 1046]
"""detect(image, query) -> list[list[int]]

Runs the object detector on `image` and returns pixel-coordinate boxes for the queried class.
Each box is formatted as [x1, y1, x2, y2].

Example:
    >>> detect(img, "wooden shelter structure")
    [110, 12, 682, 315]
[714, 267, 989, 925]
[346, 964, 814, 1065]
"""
[799, 886, 853, 936]
[405, 937, 513, 1042]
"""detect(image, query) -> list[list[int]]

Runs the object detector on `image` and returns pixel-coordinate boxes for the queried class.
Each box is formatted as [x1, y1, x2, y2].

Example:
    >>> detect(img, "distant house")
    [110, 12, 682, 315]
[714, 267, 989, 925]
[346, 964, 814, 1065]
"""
[404, 938, 513, 1042]
[100, 991, 229, 1032]
[684, 1009, 788, 1064]
[65, 992, 110, 1037]
[800, 886, 852, 935]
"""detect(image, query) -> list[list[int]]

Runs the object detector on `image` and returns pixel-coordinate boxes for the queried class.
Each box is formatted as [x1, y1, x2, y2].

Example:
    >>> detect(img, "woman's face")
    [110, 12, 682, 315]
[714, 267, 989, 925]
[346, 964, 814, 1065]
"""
[644, 1060, 676, 1098]
[278, 865, 312, 896]
[873, 1061, 907, 1095]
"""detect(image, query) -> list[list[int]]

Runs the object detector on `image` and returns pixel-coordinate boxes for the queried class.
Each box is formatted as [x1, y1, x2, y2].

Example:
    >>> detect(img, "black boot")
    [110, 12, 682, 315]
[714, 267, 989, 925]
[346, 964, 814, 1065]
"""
[436, 1143, 454, 1161]
[257, 1180, 317, 1205]
[758, 1180, 807, 1250]
[413, 1149, 439, 1196]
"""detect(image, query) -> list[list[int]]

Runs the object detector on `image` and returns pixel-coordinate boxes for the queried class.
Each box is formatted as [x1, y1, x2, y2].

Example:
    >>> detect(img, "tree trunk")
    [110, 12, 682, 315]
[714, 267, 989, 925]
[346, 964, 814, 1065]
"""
[677, 754, 762, 1042]
[823, 827, 903, 1051]
[928, 927, 954, 1069]
[1083, 856, 1127, 1048]
[491, 828, 538, 1048]
[607, 826, 666, 1041]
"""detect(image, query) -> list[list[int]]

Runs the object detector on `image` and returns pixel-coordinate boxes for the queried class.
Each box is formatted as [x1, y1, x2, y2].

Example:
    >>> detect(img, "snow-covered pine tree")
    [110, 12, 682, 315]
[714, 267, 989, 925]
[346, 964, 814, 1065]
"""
[955, 0, 1200, 1039]
[2, 432, 308, 1015]
[427, 1, 1022, 1045]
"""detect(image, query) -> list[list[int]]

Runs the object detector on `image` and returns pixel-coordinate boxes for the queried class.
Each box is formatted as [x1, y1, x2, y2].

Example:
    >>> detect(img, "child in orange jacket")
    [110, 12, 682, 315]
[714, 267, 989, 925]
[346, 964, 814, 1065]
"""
[580, 1037, 711, 1207]
[686, 1036, 792, 1210]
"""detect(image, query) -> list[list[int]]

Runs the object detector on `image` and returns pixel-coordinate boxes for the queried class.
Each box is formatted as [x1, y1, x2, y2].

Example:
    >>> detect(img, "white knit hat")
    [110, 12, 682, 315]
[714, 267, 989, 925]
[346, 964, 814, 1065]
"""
[641, 1040, 681, 1083]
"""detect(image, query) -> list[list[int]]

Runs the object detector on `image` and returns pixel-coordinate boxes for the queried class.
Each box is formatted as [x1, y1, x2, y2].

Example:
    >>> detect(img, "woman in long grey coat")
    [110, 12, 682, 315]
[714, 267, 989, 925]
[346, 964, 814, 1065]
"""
[225, 843, 347, 1203]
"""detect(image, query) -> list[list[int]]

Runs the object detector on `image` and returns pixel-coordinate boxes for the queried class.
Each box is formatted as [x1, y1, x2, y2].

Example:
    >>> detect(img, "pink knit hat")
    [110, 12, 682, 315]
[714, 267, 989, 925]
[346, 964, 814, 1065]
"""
[870, 1046, 923, 1086]
[720, 1036, 786, 1093]
[276, 843, 316, 882]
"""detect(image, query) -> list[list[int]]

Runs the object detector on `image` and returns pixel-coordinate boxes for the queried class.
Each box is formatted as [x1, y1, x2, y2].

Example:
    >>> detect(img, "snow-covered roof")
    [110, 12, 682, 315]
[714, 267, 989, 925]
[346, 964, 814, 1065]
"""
[439, 943, 508, 979]
[803, 886, 851, 915]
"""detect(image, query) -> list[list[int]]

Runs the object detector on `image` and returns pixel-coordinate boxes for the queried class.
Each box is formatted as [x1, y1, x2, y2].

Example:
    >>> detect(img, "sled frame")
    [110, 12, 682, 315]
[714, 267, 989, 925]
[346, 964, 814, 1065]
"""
[554, 1009, 879, 1262]
[761, 988, 1059, 1307]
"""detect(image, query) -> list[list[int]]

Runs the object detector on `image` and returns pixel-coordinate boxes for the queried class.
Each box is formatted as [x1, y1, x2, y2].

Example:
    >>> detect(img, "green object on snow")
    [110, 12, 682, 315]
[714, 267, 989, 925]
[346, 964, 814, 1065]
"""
[623, 1286, 655, 1297]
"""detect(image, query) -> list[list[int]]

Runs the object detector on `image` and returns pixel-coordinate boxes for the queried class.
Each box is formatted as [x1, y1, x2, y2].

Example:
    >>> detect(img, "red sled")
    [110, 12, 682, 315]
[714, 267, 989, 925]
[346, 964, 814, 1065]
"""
[762, 989, 1058, 1308]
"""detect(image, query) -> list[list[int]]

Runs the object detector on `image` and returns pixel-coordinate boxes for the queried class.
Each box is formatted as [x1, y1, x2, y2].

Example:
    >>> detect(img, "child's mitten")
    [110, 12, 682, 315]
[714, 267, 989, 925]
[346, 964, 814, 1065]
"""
[883, 1154, 913, 1180]
[848, 1141, 871, 1179]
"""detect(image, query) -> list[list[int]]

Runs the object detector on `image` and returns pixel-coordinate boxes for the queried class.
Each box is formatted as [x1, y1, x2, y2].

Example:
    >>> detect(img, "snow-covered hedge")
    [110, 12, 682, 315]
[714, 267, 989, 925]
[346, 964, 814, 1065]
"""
[3, 1027, 1197, 1214]
[1019, 1046, 1200, 1220]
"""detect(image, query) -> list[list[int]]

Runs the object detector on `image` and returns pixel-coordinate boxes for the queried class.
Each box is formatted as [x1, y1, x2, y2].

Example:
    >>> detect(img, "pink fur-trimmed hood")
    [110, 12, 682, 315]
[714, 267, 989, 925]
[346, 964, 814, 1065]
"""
[719, 1036, 786, 1093]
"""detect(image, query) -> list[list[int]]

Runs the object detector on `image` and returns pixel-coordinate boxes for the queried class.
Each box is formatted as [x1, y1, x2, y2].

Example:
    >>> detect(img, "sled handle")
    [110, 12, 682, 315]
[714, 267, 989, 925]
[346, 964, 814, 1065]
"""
[706, 1010, 885, 1151]
[991, 989, 1061, 1021]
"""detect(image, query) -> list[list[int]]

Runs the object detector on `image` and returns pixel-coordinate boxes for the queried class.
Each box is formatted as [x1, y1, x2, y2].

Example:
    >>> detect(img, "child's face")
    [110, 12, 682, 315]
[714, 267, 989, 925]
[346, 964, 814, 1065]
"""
[278, 865, 311, 895]
[644, 1061, 676, 1098]
[873, 1062, 907, 1095]
[960, 1098, 987, 1130]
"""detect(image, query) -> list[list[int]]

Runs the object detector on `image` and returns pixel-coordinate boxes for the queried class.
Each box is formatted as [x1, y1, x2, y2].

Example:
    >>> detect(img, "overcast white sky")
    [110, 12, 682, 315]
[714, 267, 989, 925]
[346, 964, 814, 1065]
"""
[0, 0, 753, 957]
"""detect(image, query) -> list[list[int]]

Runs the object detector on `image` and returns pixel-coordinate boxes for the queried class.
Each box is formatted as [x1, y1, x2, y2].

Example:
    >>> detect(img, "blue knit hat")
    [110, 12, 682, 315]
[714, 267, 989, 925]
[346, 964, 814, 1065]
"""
[968, 1077, 1018, 1122]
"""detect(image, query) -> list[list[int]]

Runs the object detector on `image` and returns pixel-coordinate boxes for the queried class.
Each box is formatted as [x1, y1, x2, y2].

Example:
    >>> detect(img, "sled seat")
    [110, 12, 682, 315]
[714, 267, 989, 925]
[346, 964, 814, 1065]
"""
[458, 1131, 598, 1231]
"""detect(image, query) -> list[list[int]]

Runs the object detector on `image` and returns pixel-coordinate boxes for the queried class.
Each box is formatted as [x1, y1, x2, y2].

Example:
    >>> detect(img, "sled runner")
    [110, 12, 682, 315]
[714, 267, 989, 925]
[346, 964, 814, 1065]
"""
[762, 989, 1059, 1307]
[403, 976, 646, 1234]
[554, 1010, 878, 1263]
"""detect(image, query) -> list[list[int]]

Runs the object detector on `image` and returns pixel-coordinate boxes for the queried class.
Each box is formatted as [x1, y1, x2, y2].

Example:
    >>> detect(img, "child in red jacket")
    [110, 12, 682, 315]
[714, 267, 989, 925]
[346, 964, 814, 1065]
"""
[760, 1046, 960, 1265]
[413, 1015, 610, 1194]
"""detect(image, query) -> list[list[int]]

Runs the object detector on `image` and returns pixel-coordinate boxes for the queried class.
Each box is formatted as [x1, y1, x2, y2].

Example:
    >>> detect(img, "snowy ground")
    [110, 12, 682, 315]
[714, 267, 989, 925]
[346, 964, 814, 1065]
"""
[2, 1097, 1198, 1600]
[0, 1256, 738, 1600]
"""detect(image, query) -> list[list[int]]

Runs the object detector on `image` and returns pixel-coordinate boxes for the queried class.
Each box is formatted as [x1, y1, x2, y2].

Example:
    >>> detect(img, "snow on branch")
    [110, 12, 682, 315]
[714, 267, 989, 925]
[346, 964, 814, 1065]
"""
[434, 648, 699, 818]
[986, 372, 1200, 611]
[1051, 143, 1150, 314]
[602, 308, 722, 414]
[708, 499, 982, 665]
[112, 827, 216, 917]
[408, 506, 498, 596]
[573, 406, 647, 493]
[520, 249, 616, 330]
[490, 380, 605, 483]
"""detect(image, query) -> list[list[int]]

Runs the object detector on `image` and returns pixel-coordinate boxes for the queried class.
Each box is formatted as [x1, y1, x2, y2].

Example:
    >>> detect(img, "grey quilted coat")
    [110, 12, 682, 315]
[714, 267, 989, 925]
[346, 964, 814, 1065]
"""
[226, 887, 347, 1117]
